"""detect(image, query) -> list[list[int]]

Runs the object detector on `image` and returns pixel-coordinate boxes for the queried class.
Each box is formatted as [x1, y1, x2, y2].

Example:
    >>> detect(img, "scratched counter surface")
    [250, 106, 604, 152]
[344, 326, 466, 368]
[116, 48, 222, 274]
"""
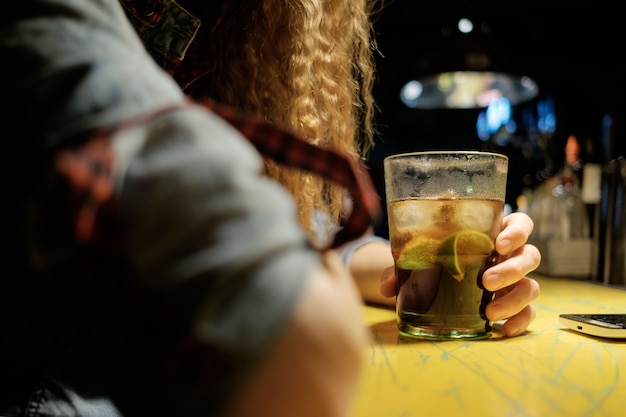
[353, 275, 626, 417]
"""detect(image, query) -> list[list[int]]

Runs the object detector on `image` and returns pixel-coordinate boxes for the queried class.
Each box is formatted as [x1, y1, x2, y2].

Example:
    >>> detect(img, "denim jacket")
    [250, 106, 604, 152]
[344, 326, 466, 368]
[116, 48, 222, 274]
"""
[1, 1, 317, 416]
[2, 1, 189, 416]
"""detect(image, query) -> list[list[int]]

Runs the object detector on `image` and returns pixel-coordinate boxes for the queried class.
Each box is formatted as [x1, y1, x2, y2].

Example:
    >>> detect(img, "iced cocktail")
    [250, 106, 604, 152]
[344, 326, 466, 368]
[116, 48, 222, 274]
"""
[384, 151, 508, 339]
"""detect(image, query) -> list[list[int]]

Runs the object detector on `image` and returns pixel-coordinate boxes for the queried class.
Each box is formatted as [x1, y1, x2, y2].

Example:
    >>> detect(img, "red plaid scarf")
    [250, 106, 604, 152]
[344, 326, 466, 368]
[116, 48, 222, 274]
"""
[56, 100, 380, 249]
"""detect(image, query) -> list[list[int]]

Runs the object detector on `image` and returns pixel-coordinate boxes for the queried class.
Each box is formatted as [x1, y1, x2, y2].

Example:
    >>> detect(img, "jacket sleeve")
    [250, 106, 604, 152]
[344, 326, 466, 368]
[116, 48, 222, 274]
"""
[2, 1, 321, 416]
[1, 0, 185, 152]
[97, 101, 320, 417]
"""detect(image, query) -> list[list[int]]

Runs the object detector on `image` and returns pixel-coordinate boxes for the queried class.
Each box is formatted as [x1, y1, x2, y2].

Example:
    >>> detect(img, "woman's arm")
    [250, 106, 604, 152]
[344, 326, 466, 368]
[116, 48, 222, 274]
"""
[228, 251, 367, 417]
[344, 237, 395, 306]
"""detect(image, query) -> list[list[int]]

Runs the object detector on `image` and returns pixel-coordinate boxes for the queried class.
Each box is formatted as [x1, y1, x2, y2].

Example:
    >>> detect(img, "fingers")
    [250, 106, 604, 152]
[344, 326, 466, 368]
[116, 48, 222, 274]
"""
[485, 211, 539, 292]
[499, 304, 537, 337]
[483, 243, 541, 292]
[483, 212, 540, 337]
[379, 266, 396, 298]
[495, 212, 534, 257]
[485, 276, 540, 336]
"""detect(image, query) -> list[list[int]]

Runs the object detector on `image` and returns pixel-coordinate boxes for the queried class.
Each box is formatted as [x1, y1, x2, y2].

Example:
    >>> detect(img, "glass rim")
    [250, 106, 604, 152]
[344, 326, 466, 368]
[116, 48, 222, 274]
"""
[383, 150, 508, 162]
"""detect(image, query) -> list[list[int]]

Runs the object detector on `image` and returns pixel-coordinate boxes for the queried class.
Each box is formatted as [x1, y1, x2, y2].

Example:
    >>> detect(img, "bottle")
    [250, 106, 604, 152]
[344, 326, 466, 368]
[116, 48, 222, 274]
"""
[596, 113, 626, 286]
[531, 135, 588, 240]
[527, 134, 591, 277]
[558, 134, 589, 239]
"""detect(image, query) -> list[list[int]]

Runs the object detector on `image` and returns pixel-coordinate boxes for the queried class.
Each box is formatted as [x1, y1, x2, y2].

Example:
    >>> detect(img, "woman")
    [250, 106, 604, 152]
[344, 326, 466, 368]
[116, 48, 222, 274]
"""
[2, 1, 370, 416]
[3, 1, 540, 416]
[121, 0, 540, 336]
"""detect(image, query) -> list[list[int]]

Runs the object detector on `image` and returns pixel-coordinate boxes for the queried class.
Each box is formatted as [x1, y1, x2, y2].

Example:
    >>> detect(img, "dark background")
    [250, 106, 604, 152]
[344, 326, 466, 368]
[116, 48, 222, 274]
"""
[367, 0, 625, 237]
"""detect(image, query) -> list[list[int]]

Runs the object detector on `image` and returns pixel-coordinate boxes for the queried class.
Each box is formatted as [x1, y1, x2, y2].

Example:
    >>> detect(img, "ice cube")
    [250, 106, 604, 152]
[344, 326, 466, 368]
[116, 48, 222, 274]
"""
[389, 199, 430, 233]
[455, 200, 496, 233]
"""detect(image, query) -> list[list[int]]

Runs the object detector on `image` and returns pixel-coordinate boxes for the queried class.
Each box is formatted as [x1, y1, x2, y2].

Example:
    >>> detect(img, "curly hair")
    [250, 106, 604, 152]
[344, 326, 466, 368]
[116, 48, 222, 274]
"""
[186, 0, 383, 243]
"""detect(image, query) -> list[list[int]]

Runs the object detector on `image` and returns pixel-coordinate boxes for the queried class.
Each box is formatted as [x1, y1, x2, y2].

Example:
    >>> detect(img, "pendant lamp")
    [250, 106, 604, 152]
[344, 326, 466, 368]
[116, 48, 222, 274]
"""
[400, 18, 539, 110]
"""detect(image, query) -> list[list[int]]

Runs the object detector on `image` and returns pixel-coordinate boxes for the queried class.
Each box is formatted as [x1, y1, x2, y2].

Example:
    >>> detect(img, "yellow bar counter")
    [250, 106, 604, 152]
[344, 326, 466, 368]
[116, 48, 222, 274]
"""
[353, 275, 626, 417]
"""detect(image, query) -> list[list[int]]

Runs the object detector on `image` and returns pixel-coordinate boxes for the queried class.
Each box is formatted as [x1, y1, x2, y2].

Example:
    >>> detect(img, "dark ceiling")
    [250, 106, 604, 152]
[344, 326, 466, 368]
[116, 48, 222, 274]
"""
[373, 0, 622, 95]
[370, 0, 624, 154]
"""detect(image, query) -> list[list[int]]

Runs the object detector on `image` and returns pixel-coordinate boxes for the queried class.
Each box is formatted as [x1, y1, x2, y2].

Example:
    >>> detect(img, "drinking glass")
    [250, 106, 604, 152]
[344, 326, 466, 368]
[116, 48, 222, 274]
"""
[384, 151, 508, 339]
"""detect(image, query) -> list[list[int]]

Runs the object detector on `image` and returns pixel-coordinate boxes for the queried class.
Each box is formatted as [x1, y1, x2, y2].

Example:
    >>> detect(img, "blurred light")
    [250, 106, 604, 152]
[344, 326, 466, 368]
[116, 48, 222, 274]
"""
[505, 118, 517, 133]
[537, 96, 556, 134]
[476, 97, 514, 142]
[402, 71, 538, 109]
[476, 112, 490, 141]
[458, 18, 474, 34]
[403, 27, 540, 110]
[485, 97, 511, 132]
[399, 80, 424, 108]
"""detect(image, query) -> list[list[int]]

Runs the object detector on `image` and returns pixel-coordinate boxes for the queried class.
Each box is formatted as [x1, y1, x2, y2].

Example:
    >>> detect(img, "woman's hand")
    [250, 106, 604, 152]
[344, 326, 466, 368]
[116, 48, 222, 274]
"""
[481, 212, 541, 337]
[380, 211, 541, 337]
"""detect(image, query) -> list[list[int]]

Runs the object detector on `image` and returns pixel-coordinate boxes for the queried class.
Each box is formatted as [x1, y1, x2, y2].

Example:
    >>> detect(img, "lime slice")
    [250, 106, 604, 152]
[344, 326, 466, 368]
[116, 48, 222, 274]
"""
[396, 236, 439, 270]
[437, 230, 494, 282]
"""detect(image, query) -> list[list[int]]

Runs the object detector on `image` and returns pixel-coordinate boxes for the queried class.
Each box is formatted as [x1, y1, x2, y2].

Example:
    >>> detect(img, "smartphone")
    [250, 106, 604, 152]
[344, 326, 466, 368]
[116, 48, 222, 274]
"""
[559, 314, 626, 339]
